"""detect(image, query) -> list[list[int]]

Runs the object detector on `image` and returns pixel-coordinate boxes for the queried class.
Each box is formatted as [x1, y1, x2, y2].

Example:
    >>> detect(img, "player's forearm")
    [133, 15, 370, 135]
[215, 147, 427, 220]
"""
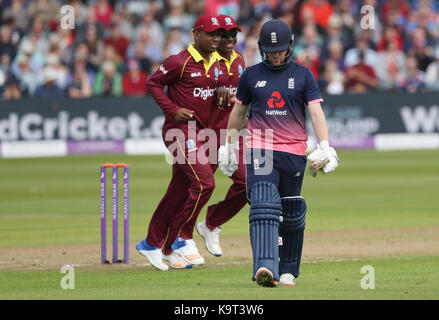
[226, 102, 248, 144]
[308, 102, 329, 143]
[147, 78, 179, 116]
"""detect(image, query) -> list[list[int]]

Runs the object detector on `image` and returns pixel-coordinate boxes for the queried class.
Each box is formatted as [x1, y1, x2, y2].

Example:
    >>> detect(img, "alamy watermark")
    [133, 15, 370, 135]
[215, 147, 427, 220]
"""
[60, 5, 75, 29]
[360, 265, 375, 289]
[60, 264, 75, 290]
[163, 121, 274, 175]
[360, 5, 375, 30]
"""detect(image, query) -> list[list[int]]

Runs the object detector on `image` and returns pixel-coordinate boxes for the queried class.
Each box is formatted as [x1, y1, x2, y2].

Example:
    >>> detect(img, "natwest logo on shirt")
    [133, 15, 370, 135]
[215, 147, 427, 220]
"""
[266, 91, 287, 116]
[193, 87, 215, 100]
[267, 91, 285, 108]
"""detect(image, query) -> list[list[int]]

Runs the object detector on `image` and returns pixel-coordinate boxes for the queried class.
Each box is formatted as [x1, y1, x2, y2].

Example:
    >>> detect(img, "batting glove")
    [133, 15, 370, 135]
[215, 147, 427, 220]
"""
[308, 140, 339, 174]
[218, 141, 238, 177]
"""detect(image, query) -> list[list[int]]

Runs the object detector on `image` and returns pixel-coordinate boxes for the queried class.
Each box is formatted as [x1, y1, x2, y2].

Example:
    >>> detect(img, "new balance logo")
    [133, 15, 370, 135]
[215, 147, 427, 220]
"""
[255, 81, 267, 88]
[191, 72, 201, 77]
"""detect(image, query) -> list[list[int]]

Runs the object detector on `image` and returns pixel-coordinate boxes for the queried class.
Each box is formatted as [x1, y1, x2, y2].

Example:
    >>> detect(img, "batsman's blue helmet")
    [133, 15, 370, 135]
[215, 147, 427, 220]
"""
[258, 19, 295, 69]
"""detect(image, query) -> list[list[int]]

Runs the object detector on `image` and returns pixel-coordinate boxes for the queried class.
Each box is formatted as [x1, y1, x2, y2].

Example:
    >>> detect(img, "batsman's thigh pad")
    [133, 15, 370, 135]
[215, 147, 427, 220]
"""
[279, 197, 307, 278]
[249, 181, 282, 281]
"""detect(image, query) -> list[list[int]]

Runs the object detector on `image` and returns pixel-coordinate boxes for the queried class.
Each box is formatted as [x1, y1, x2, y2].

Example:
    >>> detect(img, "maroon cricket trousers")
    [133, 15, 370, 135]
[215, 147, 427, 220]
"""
[146, 133, 247, 255]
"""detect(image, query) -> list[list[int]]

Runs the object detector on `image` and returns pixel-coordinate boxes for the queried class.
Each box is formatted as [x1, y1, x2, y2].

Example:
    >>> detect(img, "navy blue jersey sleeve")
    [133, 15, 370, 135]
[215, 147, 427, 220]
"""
[304, 68, 323, 105]
[235, 69, 252, 105]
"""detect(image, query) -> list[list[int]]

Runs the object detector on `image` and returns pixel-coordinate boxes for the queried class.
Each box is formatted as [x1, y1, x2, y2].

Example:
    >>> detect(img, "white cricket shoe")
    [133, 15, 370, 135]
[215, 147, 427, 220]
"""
[196, 221, 223, 257]
[279, 273, 296, 286]
[172, 237, 205, 265]
[163, 251, 192, 269]
[136, 239, 168, 271]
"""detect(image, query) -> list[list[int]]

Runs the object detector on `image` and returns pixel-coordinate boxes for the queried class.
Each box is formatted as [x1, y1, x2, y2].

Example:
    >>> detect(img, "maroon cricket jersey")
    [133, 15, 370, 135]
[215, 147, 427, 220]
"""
[147, 43, 225, 134]
[209, 50, 246, 132]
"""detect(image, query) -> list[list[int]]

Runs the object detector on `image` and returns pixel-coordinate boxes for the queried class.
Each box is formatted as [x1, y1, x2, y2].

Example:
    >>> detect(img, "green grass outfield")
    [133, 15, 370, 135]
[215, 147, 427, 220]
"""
[0, 150, 438, 300]
[1, 256, 438, 300]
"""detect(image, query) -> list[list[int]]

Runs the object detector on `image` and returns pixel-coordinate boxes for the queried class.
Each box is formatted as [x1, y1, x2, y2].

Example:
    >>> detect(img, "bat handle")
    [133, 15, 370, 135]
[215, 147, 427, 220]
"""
[309, 158, 330, 177]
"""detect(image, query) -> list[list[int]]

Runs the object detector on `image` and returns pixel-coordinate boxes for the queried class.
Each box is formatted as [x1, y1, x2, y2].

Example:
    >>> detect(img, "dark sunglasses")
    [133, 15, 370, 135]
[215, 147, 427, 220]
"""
[221, 29, 238, 38]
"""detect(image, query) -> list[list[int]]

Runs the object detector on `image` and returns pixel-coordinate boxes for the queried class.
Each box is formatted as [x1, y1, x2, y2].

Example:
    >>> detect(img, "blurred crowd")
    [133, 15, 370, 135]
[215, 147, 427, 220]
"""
[0, 0, 439, 100]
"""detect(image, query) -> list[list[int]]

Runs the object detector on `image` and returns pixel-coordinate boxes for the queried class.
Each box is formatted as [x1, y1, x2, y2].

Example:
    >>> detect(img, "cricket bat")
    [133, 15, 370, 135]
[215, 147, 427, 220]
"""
[309, 158, 330, 177]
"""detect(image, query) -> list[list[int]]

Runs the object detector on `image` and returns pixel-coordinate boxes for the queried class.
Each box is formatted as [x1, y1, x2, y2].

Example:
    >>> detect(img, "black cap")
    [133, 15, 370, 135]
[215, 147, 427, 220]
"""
[258, 20, 292, 53]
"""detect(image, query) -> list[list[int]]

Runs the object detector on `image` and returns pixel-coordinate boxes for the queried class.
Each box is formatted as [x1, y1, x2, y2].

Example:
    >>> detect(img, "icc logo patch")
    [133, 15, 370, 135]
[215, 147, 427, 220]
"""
[238, 65, 243, 76]
[186, 139, 196, 149]
[186, 139, 197, 152]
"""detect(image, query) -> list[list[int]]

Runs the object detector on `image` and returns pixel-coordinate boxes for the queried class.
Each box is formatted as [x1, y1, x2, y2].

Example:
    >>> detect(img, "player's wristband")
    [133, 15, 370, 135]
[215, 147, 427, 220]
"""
[319, 140, 330, 151]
